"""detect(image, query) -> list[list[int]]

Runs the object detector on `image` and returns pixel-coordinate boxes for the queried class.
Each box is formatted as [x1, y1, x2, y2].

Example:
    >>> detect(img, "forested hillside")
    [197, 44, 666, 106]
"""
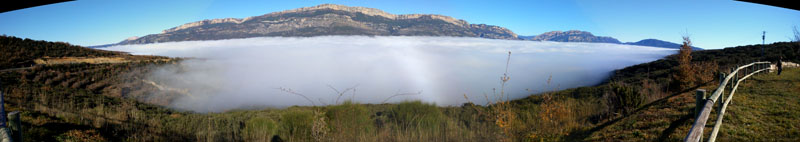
[0, 36, 125, 69]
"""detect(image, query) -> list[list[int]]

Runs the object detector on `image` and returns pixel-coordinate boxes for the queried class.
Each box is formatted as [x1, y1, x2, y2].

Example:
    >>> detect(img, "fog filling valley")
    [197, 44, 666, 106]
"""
[105, 36, 675, 112]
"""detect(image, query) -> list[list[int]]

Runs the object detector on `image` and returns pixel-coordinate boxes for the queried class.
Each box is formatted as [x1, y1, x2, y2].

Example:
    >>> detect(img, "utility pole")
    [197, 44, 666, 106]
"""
[761, 31, 766, 57]
[0, 80, 5, 127]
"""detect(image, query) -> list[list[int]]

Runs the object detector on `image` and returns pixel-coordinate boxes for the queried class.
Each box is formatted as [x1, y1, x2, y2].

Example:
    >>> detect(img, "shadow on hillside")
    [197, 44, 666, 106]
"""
[21, 106, 196, 142]
[655, 111, 693, 141]
[566, 81, 713, 141]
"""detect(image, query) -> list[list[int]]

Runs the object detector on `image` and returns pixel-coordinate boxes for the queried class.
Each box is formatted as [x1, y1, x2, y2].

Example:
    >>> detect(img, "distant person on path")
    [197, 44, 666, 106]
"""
[777, 56, 783, 75]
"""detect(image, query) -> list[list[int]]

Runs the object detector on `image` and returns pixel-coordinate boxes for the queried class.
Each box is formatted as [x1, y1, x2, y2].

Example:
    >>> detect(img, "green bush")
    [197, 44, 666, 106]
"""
[608, 82, 643, 115]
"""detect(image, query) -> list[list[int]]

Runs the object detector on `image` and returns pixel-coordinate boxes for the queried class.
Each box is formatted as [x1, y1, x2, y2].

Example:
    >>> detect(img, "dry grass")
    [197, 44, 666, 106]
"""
[641, 79, 667, 104]
[56, 129, 106, 142]
[533, 91, 578, 139]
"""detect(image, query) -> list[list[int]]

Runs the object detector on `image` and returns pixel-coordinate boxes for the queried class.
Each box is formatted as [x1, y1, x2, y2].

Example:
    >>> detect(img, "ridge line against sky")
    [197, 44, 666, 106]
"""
[0, 0, 799, 49]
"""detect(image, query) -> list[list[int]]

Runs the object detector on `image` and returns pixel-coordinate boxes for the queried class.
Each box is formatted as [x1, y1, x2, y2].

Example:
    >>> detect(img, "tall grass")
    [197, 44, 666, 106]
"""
[243, 116, 277, 141]
[390, 101, 445, 132]
[279, 109, 315, 141]
[325, 101, 371, 140]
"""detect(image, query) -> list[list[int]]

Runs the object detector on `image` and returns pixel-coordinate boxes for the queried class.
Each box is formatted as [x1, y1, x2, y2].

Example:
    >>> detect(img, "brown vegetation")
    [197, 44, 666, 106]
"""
[671, 36, 695, 91]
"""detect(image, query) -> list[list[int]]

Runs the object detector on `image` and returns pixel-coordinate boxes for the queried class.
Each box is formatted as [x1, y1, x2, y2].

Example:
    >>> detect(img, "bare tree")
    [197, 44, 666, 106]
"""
[794, 26, 800, 59]
[381, 90, 422, 103]
[327, 84, 358, 105]
[793, 26, 800, 42]
[276, 87, 316, 106]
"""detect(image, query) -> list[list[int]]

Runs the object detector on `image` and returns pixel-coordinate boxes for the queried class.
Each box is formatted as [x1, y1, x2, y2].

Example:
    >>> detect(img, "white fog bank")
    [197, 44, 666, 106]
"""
[104, 36, 675, 112]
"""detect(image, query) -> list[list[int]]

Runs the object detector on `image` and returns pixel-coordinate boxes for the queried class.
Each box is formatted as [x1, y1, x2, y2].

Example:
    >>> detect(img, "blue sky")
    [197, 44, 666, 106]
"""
[0, 0, 798, 49]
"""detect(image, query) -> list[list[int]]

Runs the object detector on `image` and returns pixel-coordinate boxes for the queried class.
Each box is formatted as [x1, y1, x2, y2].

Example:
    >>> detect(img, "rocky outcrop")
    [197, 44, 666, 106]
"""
[118, 4, 518, 45]
[161, 18, 250, 33]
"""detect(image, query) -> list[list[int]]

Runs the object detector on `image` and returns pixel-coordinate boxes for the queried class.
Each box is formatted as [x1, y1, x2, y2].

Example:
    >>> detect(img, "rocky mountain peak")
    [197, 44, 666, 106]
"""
[162, 18, 251, 33]
[156, 4, 473, 35]
[125, 36, 139, 41]
[271, 4, 468, 26]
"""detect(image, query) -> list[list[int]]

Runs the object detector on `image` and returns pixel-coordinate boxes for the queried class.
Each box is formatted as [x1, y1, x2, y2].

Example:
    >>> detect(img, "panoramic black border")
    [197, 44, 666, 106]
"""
[0, 0, 72, 13]
[738, 0, 800, 11]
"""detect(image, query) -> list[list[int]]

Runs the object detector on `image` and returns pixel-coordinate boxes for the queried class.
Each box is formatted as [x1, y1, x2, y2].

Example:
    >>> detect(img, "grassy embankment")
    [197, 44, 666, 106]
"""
[581, 68, 799, 141]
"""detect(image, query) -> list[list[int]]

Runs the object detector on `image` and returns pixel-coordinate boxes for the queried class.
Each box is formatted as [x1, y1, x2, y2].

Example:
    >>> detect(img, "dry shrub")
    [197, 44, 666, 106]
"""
[492, 52, 516, 141]
[56, 129, 106, 142]
[492, 98, 515, 141]
[692, 61, 719, 84]
[533, 92, 577, 140]
[461, 51, 516, 141]
[640, 79, 665, 103]
[312, 110, 330, 142]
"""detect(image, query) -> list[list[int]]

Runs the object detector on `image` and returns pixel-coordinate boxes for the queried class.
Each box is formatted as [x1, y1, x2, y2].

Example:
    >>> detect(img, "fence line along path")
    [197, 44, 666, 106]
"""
[684, 61, 771, 142]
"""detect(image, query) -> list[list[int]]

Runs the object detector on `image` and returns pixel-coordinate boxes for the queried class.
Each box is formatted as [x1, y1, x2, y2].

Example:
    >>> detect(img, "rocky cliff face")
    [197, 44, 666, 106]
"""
[119, 4, 518, 45]
[526, 30, 621, 43]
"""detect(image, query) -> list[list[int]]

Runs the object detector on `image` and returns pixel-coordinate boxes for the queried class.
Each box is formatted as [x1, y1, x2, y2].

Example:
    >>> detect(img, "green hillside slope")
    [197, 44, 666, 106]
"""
[582, 68, 799, 141]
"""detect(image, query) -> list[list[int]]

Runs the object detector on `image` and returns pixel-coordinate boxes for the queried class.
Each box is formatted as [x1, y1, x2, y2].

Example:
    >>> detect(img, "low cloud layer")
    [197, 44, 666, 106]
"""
[105, 36, 674, 112]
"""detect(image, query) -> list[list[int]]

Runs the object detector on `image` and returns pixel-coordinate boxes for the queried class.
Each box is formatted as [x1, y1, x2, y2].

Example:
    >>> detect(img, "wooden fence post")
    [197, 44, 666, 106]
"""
[717, 91, 724, 115]
[732, 67, 736, 89]
[7, 111, 20, 142]
[696, 89, 707, 118]
[720, 73, 725, 99]
[744, 65, 747, 84]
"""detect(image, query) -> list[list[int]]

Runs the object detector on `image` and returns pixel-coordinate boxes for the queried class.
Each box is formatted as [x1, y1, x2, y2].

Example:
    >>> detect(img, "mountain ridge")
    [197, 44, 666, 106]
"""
[518, 31, 702, 50]
[118, 4, 518, 45]
[111, 4, 700, 50]
[524, 30, 622, 43]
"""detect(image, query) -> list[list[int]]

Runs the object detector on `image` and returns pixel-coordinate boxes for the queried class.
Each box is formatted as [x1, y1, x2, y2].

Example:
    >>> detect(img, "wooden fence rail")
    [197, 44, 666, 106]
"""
[684, 61, 771, 142]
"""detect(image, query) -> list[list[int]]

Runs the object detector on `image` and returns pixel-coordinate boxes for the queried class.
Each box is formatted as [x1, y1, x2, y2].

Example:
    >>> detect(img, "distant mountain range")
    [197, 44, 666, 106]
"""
[115, 4, 516, 45]
[103, 4, 700, 50]
[624, 38, 702, 50]
[522, 30, 621, 43]
[517, 30, 701, 50]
